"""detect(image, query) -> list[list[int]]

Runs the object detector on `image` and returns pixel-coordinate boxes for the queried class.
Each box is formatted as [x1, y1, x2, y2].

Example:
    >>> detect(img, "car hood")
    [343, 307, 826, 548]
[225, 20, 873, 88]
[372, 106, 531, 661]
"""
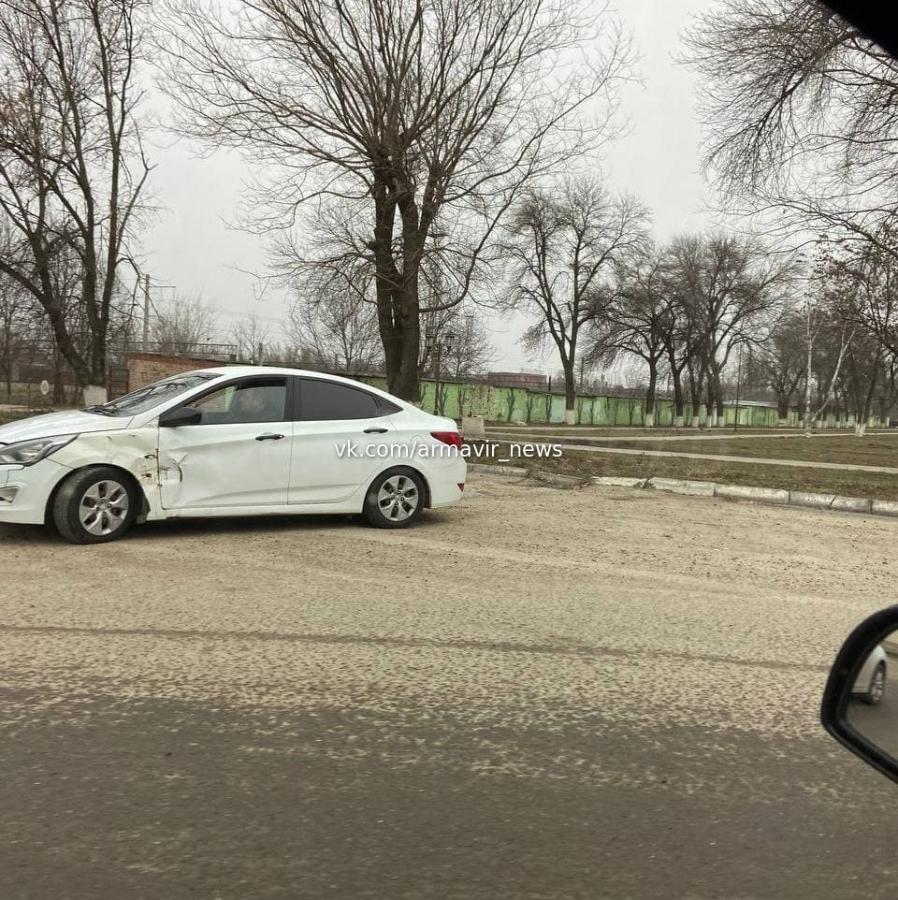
[0, 410, 134, 445]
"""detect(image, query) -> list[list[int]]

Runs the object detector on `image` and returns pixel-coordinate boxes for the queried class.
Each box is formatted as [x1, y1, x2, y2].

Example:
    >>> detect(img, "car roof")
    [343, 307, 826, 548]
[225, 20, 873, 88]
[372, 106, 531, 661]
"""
[189, 366, 411, 406]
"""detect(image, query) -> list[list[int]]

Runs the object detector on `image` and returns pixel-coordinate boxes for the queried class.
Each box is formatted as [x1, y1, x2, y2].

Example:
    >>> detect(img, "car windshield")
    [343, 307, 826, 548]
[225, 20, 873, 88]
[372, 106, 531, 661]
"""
[84, 373, 219, 417]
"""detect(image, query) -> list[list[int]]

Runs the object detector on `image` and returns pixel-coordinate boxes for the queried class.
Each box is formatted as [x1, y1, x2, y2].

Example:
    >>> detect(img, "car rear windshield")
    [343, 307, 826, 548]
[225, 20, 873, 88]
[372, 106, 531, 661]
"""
[85, 373, 219, 417]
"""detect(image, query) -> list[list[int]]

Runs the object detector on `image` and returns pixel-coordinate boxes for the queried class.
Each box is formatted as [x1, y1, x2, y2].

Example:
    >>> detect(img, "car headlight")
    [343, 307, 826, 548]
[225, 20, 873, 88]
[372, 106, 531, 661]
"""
[0, 434, 78, 466]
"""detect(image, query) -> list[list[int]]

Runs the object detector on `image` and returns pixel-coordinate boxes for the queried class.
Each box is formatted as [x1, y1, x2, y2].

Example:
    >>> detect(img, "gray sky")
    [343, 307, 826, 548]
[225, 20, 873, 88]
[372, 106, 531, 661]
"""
[141, 0, 718, 374]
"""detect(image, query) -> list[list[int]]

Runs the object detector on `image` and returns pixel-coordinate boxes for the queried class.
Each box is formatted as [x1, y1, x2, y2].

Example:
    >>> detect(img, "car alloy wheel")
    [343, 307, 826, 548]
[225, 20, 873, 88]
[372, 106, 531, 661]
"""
[52, 465, 139, 544]
[78, 479, 130, 537]
[376, 474, 419, 523]
[363, 468, 426, 529]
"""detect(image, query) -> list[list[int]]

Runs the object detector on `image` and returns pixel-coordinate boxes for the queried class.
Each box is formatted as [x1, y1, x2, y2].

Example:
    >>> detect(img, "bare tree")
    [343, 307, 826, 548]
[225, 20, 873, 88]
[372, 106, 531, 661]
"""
[151, 295, 218, 356]
[289, 273, 382, 374]
[229, 314, 271, 364]
[592, 249, 671, 427]
[0, 219, 32, 398]
[0, 0, 151, 402]
[667, 235, 794, 427]
[686, 0, 898, 260]
[819, 238, 898, 434]
[504, 179, 648, 423]
[756, 310, 805, 424]
[0, 272, 30, 400]
[161, 0, 632, 401]
[419, 304, 494, 381]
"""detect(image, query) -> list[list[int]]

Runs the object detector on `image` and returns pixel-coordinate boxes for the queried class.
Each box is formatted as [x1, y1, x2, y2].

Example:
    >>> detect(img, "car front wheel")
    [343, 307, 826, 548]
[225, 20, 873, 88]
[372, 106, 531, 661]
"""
[362, 468, 425, 529]
[52, 467, 138, 544]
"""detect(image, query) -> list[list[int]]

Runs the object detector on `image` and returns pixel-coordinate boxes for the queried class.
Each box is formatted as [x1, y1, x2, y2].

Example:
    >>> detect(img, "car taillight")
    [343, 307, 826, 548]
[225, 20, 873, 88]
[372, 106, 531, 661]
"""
[431, 431, 462, 448]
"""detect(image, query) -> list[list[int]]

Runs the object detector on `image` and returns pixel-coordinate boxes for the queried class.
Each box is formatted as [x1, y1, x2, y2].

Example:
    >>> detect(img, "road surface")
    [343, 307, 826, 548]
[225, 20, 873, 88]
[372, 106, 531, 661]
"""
[1, 474, 897, 898]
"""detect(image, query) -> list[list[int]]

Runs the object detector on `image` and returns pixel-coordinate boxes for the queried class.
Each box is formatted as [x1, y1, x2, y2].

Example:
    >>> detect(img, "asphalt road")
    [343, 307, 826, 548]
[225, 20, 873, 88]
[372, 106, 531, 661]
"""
[2, 473, 898, 899]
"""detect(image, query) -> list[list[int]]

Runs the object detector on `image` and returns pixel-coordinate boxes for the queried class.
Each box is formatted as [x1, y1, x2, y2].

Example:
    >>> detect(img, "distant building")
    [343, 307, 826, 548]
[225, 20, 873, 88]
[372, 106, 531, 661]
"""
[487, 371, 549, 391]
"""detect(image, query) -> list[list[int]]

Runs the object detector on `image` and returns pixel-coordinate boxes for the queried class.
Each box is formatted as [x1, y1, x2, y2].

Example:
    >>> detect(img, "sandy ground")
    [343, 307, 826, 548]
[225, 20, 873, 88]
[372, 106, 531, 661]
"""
[2, 473, 898, 898]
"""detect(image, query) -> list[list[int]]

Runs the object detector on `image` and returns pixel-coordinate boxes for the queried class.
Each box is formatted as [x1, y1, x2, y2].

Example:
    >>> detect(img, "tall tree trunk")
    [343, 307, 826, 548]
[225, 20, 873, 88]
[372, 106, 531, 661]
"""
[855, 365, 879, 436]
[667, 347, 686, 426]
[644, 363, 657, 428]
[371, 185, 421, 402]
[776, 393, 790, 425]
[563, 362, 576, 425]
[688, 372, 703, 427]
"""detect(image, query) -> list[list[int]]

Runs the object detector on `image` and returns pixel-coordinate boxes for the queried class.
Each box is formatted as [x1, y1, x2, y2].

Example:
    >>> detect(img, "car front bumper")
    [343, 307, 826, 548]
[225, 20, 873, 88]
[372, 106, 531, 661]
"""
[0, 459, 70, 525]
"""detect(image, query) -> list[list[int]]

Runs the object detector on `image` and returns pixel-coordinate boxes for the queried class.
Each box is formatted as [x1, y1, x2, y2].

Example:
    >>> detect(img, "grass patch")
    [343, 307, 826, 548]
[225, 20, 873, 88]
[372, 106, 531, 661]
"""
[564, 435, 898, 468]
[470, 441, 898, 501]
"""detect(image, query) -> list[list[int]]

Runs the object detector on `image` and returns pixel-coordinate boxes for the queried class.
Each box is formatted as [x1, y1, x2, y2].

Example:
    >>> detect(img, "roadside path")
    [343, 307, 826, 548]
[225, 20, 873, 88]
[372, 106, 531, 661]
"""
[486, 434, 898, 474]
[485, 427, 897, 443]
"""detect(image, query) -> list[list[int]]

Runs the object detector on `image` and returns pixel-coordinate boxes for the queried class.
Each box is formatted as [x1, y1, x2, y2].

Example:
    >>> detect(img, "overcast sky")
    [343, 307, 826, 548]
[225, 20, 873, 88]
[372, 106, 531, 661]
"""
[140, 0, 719, 374]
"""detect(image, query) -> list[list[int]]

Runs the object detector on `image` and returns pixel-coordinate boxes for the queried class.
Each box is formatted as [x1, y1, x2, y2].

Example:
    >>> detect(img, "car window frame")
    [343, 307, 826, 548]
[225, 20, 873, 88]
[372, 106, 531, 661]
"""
[293, 376, 399, 422]
[164, 375, 295, 426]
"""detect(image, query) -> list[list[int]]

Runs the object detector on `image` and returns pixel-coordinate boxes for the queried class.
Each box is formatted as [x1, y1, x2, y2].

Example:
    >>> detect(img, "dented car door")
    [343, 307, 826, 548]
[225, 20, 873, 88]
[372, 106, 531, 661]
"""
[157, 376, 293, 510]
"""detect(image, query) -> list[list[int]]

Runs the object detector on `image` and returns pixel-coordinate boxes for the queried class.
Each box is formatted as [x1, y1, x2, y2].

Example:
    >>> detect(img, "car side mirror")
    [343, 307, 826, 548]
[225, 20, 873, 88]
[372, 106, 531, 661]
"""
[158, 406, 202, 427]
[821, 605, 898, 783]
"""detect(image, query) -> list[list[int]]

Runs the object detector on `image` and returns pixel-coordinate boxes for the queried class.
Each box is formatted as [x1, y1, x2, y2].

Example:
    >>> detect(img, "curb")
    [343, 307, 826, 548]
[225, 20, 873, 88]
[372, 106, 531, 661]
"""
[468, 463, 527, 477]
[638, 476, 886, 519]
[469, 464, 898, 520]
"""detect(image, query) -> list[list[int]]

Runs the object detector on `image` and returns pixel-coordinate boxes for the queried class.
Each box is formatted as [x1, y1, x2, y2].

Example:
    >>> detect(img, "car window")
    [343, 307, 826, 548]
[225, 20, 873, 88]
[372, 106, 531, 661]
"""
[188, 378, 288, 424]
[298, 379, 384, 421]
[85, 372, 218, 417]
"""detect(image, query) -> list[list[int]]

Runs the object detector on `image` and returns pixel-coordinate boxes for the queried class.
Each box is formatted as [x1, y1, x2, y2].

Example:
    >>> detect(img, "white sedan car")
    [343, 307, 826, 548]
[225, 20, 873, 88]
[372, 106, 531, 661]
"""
[0, 367, 466, 543]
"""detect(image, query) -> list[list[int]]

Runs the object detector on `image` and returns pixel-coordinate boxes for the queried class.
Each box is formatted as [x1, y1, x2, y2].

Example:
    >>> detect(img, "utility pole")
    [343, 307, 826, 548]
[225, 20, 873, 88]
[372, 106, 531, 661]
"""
[142, 274, 151, 347]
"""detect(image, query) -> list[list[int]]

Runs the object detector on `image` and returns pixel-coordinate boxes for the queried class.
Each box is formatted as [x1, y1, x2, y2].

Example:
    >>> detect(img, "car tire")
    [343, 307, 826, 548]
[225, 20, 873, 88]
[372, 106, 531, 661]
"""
[861, 662, 887, 706]
[362, 468, 426, 529]
[52, 467, 138, 544]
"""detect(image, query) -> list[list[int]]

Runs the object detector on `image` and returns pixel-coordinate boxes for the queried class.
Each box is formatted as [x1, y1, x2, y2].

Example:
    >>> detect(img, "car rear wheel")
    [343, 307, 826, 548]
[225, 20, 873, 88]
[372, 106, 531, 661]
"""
[362, 468, 425, 529]
[52, 467, 138, 544]
[862, 662, 887, 706]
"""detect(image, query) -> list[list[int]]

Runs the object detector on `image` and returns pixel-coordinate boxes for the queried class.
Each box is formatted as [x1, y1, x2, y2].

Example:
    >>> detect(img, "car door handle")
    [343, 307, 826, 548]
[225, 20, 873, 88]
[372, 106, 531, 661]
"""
[256, 433, 285, 441]
[363, 427, 389, 434]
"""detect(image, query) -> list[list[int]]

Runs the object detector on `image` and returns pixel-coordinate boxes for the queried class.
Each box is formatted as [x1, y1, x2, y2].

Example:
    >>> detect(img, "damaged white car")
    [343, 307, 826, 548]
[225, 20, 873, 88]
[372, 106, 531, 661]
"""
[0, 367, 466, 544]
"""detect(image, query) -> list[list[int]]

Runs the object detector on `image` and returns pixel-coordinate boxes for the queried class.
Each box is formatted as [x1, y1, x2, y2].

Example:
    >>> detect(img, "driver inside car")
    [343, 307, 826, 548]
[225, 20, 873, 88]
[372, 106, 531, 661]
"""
[230, 386, 282, 423]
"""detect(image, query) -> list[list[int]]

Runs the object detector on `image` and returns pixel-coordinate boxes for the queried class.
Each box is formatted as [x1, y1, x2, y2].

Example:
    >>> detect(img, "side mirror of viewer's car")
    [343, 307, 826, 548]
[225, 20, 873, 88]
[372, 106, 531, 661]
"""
[822, 606, 898, 783]
[158, 406, 202, 427]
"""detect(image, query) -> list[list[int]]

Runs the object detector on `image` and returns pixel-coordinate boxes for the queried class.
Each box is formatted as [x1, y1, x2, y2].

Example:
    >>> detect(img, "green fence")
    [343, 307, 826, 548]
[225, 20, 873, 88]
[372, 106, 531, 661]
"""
[356, 375, 882, 428]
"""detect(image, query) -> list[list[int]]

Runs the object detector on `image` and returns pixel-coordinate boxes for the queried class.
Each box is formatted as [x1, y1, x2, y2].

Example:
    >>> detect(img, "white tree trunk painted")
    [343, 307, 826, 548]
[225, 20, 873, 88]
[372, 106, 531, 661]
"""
[644, 412, 654, 428]
[691, 415, 701, 428]
[564, 408, 576, 425]
[674, 415, 685, 428]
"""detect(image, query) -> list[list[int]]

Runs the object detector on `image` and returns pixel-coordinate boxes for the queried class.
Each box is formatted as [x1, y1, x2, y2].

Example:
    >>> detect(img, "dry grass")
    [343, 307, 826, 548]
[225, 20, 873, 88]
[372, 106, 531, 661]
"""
[570, 435, 898, 467]
[469, 441, 898, 501]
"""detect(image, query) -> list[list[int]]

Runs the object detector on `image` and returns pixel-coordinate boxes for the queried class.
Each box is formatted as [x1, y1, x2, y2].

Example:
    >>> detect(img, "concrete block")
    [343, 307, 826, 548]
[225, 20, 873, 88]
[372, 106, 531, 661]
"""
[82, 385, 107, 405]
[715, 483, 789, 505]
[830, 495, 872, 514]
[593, 476, 647, 489]
[648, 477, 716, 497]
[871, 499, 898, 517]
[788, 491, 836, 510]
[462, 415, 485, 438]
